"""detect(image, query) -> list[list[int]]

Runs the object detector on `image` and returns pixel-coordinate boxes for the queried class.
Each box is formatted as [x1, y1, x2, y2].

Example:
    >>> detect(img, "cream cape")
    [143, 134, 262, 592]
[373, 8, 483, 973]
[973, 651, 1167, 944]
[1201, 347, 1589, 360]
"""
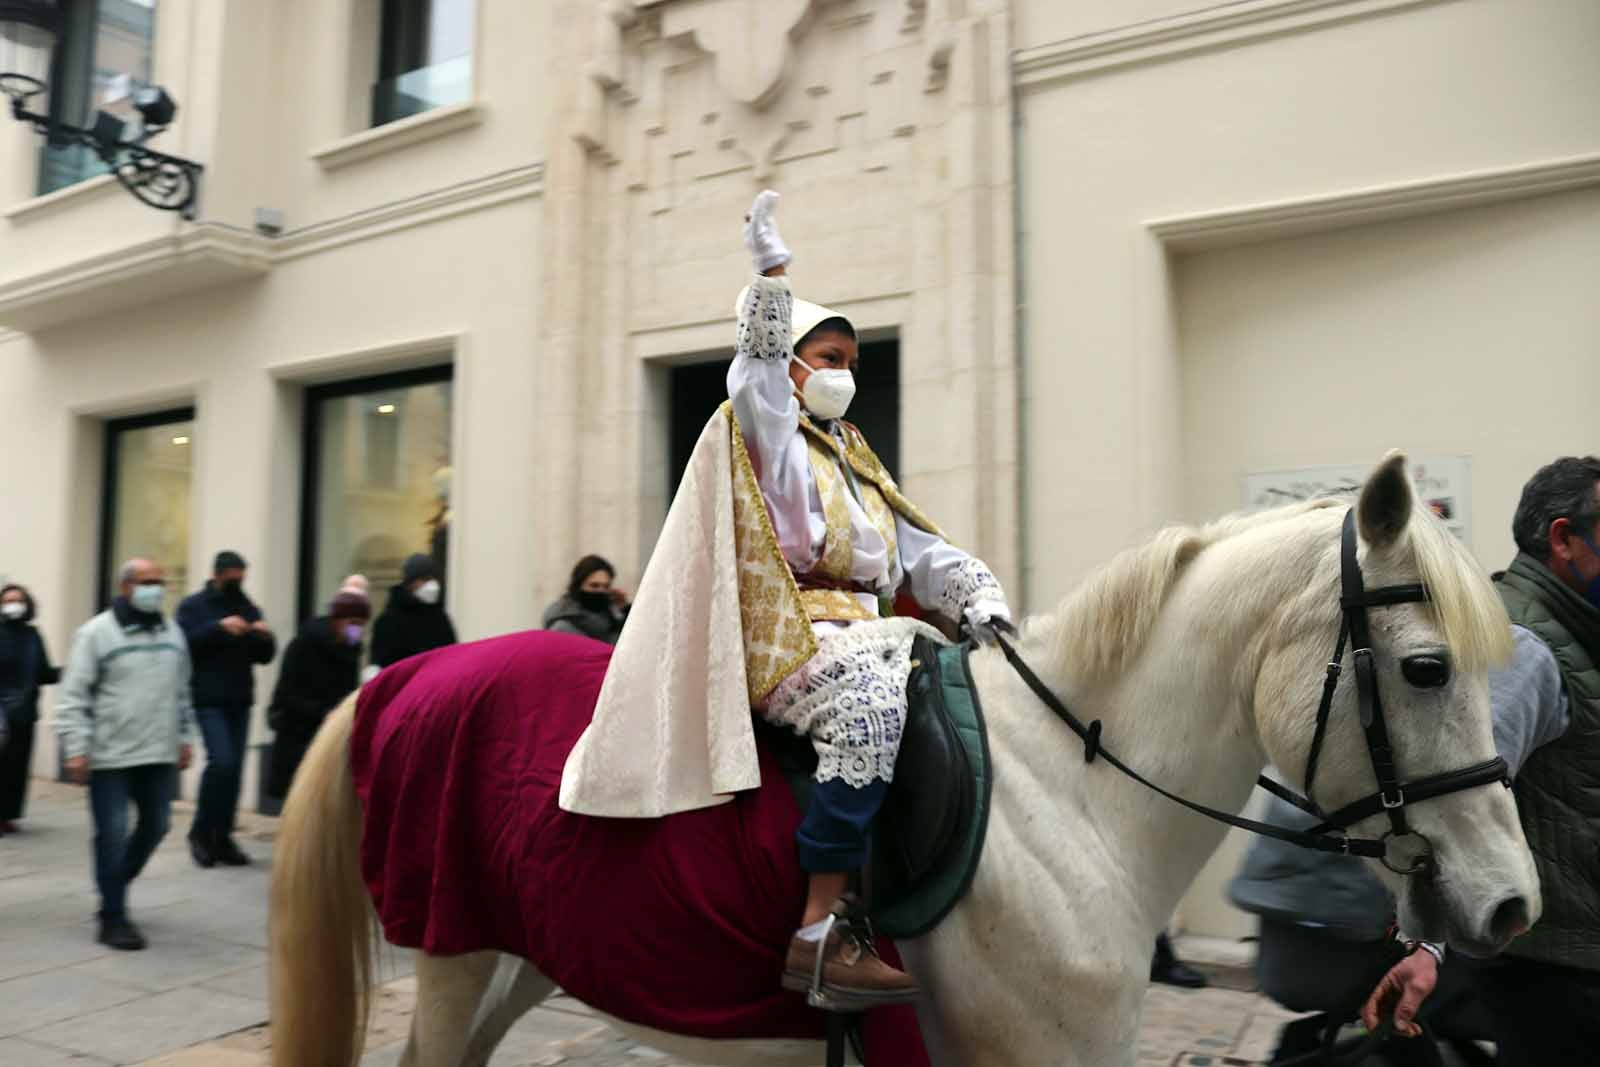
[558, 403, 817, 817]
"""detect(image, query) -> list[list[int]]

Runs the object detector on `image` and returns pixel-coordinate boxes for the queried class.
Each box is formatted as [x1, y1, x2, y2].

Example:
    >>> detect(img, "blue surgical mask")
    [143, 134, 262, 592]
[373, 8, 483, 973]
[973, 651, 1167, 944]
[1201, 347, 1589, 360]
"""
[130, 583, 164, 614]
[1576, 536, 1600, 609]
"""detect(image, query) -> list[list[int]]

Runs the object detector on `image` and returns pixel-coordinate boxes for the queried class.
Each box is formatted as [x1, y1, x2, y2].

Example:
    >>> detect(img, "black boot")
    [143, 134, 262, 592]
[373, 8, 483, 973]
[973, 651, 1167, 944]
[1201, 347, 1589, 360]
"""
[188, 829, 216, 869]
[213, 836, 251, 867]
[98, 916, 147, 951]
[1151, 932, 1208, 989]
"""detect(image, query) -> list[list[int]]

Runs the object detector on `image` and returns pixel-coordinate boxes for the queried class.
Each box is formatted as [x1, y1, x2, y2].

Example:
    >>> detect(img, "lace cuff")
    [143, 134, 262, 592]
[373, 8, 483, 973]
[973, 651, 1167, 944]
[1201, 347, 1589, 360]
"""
[936, 557, 1006, 621]
[735, 275, 793, 363]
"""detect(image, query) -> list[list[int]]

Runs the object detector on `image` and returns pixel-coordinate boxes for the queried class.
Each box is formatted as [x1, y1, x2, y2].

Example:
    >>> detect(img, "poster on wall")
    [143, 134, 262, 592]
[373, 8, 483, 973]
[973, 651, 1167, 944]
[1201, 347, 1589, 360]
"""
[1243, 457, 1471, 546]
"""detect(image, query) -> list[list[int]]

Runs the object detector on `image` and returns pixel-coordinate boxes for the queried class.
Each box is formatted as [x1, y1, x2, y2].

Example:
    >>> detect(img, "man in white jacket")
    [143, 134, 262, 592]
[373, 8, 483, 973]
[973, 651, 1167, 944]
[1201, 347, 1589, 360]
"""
[56, 558, 195, 950]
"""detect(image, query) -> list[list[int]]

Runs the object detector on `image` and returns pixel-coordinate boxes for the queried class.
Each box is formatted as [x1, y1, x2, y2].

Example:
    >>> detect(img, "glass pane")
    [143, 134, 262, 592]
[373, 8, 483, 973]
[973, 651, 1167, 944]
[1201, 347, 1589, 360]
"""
[39, 0, 157, 195]
[371, 0, 473, 127]
[310, 380, 453, 615]
[108, 419, 193, 614]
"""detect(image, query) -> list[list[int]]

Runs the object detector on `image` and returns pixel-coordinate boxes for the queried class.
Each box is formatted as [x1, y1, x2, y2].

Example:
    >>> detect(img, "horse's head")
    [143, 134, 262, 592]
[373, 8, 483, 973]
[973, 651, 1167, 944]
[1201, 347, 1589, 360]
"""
[1255, 453, 1540, 957]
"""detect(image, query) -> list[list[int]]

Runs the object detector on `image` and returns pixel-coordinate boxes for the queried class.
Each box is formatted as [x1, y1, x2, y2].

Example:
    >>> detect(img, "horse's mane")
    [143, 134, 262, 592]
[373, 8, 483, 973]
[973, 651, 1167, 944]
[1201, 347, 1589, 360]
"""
[1033, 496, 1510, 687]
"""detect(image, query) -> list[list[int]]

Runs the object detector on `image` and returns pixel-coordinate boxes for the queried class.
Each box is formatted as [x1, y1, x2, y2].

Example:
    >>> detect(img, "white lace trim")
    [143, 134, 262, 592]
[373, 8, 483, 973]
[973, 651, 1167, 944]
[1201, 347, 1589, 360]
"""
[937, 557, 1004, 621]
[736, 276, 793, 363]
[760, 617, 943, 789]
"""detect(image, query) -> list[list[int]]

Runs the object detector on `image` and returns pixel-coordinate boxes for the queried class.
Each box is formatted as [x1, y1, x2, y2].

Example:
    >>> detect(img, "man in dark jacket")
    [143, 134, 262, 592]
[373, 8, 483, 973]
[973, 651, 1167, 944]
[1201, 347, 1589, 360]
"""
[176, 550, 275, 868]
[1363, 456, 1599, 1064]
[370, 553, 457, 669]
[267, 590, 367, 798]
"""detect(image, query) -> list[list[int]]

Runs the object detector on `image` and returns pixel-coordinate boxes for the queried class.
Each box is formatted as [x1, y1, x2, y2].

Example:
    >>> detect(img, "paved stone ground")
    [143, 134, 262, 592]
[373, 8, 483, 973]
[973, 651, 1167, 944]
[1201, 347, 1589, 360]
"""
[0, 777, 1300, 1065]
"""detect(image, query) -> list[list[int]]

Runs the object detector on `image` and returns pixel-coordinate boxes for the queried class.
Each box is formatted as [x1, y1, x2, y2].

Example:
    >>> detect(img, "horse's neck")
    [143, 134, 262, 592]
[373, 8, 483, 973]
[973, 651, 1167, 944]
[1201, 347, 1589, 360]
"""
[971, 536, 1306, 936]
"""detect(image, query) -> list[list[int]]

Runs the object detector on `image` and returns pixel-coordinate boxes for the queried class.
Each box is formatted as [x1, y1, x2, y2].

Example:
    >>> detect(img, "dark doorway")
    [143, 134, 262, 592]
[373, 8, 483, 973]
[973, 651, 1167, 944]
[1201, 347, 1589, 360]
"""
[668, 339, 901, 497]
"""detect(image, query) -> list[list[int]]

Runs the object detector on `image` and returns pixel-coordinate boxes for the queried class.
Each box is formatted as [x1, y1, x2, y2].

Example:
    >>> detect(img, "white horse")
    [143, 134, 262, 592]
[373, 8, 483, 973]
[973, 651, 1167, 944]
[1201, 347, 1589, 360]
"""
[268, 453, 1539, 1067]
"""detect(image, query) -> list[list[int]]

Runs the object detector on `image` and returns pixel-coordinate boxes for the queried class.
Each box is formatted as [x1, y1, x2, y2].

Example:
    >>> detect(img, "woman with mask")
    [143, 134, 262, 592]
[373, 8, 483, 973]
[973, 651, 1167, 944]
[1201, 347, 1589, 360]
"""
[370, 553, 457, 669]
[541, 555, 630, 645]
[0, 584, 60, 834]
[266, 589, 369, 798]
[561, 191, 1013, 1008]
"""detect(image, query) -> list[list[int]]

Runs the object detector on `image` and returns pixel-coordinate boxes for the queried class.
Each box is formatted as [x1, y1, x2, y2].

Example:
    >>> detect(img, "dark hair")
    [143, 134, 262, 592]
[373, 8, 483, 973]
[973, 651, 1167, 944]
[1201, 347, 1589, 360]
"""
[796, 316, 856, 354]
[1511, 456, 1600, 562]
[567, 555, 615, 597]
[0, 583, 36, 623]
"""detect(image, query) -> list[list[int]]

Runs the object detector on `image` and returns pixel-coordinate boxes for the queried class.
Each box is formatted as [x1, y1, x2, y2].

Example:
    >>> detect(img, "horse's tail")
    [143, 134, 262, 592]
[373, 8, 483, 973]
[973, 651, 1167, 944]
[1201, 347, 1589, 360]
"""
[269, 693, 373, 1067]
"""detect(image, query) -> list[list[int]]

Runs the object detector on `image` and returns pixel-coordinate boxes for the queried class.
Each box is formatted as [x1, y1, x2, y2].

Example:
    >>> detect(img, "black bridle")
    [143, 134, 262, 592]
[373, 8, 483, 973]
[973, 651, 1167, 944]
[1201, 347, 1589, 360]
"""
[991, 508, 1511, 874]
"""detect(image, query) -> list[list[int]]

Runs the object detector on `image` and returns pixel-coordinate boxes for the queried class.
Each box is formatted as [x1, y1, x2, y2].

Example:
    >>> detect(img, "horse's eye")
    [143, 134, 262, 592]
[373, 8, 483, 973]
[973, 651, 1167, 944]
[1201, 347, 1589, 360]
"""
[1402, 655, 1451, 689]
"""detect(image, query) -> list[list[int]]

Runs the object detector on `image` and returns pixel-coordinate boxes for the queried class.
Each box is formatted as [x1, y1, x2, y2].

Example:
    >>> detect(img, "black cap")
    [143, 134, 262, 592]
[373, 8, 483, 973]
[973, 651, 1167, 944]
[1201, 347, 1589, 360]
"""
[402, 553, 438, 583]
[214, 550, 247, 572]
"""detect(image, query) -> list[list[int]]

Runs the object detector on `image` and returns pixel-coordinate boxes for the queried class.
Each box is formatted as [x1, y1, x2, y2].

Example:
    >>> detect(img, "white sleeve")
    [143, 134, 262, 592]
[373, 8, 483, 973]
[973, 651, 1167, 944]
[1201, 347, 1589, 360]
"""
[725, 274, 798, 477]
[896, 514, 1007, 619]
[1489, 626, 1571, 779]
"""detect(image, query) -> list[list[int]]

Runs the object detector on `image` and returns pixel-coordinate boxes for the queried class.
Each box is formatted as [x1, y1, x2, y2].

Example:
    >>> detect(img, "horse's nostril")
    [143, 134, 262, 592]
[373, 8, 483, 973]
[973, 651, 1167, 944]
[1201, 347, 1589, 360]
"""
[1489, 896, 1531, 943]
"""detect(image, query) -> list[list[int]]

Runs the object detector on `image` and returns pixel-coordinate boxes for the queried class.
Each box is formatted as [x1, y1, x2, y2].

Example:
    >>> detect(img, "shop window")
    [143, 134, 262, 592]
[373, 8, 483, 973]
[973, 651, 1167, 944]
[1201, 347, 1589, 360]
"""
[300, 367, 453, 624]
[38, 0, 158, 196]
[99, 407, 193, 613]
[371, 0, 473, 127]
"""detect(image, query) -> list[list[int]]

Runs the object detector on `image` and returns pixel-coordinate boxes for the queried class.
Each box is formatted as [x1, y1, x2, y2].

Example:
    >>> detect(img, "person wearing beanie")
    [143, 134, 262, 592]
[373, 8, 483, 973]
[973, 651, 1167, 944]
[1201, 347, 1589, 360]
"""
[370, 553, 457, 669]
[176, 549, 276, 869]
[265, 590, 370, 798]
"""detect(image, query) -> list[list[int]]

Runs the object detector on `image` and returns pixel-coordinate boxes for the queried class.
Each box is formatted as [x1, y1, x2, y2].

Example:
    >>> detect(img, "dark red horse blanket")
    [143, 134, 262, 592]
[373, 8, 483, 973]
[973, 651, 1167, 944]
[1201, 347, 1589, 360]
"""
[349, 630, 928, 1062]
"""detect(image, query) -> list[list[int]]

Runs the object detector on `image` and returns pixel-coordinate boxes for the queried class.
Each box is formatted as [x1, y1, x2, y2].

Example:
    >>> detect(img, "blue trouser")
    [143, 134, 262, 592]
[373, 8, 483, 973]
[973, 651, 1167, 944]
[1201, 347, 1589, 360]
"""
[89, 764, 175, 920]
[191, 704, 249, 843]
[796, 778, 888, 873]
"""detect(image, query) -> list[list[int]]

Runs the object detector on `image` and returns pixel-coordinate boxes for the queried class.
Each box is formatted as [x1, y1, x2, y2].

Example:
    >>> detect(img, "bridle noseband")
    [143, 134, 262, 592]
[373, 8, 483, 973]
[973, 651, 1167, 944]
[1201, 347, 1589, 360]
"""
[993, 507, 1510, 875]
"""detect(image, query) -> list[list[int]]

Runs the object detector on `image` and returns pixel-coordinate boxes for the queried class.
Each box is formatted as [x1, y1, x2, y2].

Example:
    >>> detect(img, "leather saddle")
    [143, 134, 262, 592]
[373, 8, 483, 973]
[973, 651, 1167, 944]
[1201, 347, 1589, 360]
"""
[757, 634, 989, 936]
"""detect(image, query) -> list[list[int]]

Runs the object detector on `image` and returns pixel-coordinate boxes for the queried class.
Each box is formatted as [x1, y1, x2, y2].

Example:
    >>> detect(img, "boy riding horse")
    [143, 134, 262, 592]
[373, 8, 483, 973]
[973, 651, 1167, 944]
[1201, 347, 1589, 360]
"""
[561, 192, 1012, 1008]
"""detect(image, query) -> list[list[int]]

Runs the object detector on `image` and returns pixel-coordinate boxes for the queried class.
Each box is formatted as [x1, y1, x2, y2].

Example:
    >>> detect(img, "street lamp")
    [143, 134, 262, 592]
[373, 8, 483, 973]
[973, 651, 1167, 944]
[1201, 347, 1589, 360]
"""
[0, 0, 204, 218]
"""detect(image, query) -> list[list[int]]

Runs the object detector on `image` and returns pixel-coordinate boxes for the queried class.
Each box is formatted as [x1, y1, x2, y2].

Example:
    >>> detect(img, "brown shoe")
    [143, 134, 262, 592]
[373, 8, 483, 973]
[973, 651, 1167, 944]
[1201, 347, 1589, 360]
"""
[782, 921, 920, 1009]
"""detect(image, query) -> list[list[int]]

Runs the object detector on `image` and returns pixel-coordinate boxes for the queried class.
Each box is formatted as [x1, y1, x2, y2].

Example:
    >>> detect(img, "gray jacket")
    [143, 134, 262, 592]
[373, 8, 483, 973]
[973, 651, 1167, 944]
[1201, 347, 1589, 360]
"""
[54, 606, 197, 769]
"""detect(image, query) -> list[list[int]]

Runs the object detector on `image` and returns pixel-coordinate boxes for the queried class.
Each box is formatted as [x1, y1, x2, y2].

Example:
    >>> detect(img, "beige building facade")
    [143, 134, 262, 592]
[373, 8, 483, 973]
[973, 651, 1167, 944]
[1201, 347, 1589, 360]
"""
[1, 0, 1595, 939]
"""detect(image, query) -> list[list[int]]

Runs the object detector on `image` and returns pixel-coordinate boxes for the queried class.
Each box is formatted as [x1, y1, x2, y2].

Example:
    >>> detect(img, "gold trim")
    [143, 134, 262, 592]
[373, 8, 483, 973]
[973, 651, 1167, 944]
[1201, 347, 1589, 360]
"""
[723, 402, 818, 705]
[799, 589, 879, 623]
[797, 414, 945, 538]
[806, 435, 856, 581]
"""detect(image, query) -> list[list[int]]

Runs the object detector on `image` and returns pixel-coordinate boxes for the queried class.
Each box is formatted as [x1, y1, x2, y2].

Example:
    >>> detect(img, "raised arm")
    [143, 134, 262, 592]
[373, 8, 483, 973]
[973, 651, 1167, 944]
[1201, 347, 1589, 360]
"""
[726, 190, 799, 476]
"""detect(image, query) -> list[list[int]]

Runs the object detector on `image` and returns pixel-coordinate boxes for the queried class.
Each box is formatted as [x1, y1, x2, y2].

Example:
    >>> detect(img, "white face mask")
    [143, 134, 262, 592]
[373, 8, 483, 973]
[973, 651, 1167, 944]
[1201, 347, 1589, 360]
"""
[130, 583, 165, 614]
[0, 602, 26, 621]
[800, 367, 856, 421]
[414, 579, 442, 605]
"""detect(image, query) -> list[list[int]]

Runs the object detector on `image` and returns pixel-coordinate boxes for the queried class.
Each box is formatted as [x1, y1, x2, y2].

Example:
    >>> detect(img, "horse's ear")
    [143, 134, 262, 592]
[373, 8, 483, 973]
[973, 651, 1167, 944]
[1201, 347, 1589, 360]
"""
[1357, 450, 1413, 549]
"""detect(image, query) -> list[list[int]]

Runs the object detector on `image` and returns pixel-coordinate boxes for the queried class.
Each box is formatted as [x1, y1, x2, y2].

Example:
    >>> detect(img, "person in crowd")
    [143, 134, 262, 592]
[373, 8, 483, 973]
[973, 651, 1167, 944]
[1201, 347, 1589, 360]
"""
[1363, 456, 1600, 1064]
[176, 550, 275, 868]
[541, 555, 630, 645]
[54, 558, 195, 950]
[370, 554, 457, 669]
[266, 588, 368, 798]
[0, 583, 61, 834]
[1232, 784, 1490, 1065]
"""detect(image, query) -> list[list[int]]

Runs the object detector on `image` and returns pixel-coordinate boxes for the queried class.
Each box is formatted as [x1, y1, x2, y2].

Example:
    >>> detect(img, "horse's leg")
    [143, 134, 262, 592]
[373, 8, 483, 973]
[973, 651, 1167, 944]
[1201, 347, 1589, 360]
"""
[397, 951, 499, 1067]
[459, 955, 557, 1067]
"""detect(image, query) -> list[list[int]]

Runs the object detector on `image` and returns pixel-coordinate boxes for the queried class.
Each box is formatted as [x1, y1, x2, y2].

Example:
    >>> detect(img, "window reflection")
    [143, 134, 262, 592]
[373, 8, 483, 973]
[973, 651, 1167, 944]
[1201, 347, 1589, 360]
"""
[104, 414, 192, 614]
[304, 374, 453, 620]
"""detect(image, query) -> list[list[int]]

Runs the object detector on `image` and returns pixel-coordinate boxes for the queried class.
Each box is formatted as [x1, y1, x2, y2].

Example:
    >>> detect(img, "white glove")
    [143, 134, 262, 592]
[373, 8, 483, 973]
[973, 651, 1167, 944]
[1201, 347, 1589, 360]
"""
[743, 189, 792, 274]
[963, 598, 1012, 646]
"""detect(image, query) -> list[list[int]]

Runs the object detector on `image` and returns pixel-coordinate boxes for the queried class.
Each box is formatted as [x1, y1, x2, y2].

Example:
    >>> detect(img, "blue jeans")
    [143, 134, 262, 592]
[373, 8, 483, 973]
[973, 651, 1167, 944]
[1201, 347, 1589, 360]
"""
[795, 778, 888, 873]
[192, 705, 249, 843]
[89, 764, 175, 920]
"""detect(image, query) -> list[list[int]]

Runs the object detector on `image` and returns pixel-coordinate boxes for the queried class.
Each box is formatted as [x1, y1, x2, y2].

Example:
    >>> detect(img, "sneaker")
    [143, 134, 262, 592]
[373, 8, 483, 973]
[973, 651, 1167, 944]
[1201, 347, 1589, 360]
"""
[782, 920, 920, 1008]
[98, 917, 147, 951]
[213, 837, 252, 867]
[188, 833, 216, 869]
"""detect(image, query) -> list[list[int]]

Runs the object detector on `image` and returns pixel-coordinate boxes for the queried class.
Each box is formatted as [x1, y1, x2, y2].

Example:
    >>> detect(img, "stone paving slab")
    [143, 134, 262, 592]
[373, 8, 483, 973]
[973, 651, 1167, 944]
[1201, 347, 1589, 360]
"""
[3, 778, 1309, 1065]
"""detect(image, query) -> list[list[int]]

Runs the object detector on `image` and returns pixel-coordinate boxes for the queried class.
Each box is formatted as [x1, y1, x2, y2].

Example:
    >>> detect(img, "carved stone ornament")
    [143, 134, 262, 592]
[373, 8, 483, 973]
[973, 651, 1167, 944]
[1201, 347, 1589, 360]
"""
[657, 0, 814, 109]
